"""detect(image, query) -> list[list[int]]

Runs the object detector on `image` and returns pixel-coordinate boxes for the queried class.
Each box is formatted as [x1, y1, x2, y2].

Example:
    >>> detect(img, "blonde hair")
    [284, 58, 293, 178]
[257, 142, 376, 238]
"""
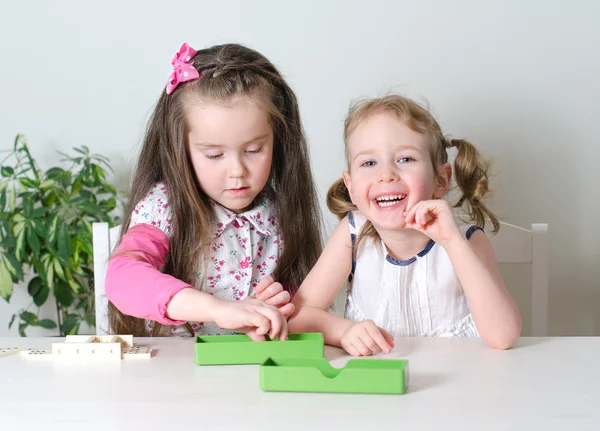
[327, 94, 499, 256]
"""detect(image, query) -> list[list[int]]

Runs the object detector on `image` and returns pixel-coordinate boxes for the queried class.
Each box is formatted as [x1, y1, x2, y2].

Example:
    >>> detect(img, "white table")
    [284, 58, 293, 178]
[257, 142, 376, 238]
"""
[1, 337, 599, 430]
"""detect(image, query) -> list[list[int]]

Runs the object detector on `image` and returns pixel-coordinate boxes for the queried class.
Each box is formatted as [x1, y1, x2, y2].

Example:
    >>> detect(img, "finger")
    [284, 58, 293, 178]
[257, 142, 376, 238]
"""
[259, 283, 285, 302]
[264, 290, 290, 307]
[245, 328, 266, 342]
[358, 330, 382, 354]
[404, 202, 420, 224]
[365, 325, 394, 353]
[256, 306, 283, 340]
[249, 312, 271, 336]
[253, 276, 274, 296]
[381, 328, 395, 348]
[352, 337, 372, 356]
[419, 205, 431, 226]
[278, 302, 295, 319]
[344, 343, 362, 357]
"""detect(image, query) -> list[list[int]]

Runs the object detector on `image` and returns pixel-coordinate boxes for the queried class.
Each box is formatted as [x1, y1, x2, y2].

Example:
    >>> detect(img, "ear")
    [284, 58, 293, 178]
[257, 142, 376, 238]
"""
[342, 171, 355, 204]
[433, 163, 452, 198]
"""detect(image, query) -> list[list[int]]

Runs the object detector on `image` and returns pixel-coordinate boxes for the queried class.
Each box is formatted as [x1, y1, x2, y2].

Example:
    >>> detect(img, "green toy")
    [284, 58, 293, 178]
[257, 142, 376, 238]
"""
[195, 333, 324, 365]
[260, 357, 408, 394]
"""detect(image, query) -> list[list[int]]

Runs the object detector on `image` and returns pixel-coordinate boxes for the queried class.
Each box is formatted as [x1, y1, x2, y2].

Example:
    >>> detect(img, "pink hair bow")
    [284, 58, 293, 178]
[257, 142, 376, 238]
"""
[165, 43, 200, 95]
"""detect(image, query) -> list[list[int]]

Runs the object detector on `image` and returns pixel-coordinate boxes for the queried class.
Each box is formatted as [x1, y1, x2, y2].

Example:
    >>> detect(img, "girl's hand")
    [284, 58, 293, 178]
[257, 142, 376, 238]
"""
[249, 276, 295, 319]
[404, 199, 462, 247]
[212, 298, 288, 342]
[340, 320, 394, 357]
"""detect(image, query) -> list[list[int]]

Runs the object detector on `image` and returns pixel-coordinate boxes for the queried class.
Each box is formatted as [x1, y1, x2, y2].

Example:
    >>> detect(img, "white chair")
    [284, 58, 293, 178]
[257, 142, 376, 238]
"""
[92, 223, 122, 335]
[487, 221, 549, 336]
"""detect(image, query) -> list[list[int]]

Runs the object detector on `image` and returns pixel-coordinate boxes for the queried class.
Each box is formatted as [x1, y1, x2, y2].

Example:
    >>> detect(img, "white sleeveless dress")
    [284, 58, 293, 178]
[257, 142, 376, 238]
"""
[345, 210, 480, 338]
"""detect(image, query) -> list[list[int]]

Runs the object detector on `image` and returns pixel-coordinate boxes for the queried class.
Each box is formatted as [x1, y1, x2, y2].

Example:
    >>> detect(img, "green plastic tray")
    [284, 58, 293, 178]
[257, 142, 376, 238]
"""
[260, 357, 408, 394]
[195, 333, 324, 365]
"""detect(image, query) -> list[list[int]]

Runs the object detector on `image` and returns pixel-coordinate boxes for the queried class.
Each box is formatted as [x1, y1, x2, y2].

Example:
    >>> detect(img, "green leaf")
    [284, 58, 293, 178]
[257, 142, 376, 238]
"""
[27, 276, 42, 297]
[53, 258, 66, 281]
[18, 323, 28, 337]
[46, 215, 59, 245]
[22, 198, 33, 217]
[31, 207, 47, 218]
[9, 188, 16, 212]
[1, 166, 14, 177]
[33, 283, 50, 306]
[57, 223, 71, 262]
[62, 314, 80, 335]
[45, 167, 65, 179]
[14, 229, 26, 261]
[2, 253, 24, 281]
[39, 179, 55, 189]
[27, 276, 50, 307]
[27, 227, 41, 257]
[19, 178, 37, 189]
[31, 219, 47, 238]
[54, 280, 73, 307]
[19, 311, 38, 325]
[0, 260, 13, 301]
[37, 319, 57, 329]
[8, 313, 16, 329]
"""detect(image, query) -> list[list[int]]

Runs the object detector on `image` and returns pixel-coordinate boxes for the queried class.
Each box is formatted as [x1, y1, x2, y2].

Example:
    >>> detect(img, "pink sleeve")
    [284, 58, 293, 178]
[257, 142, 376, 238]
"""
[105, 223, 191, 325]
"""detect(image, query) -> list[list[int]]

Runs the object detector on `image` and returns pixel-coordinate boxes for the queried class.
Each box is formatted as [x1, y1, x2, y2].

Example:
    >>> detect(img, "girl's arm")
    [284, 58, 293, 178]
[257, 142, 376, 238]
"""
[288, 217, 353, 345]
[105, 223, 192, 325]
[289, 217, 394, 354]
[405, 200, 522, 349]
[444, 230, 522, 349]
[106, 224, 288, 340]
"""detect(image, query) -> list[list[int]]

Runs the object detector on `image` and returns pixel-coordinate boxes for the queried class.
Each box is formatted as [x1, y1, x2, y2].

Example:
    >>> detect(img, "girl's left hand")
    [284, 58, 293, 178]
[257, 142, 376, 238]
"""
[250, 276, 295, 318]
[404, 199, 462, 247]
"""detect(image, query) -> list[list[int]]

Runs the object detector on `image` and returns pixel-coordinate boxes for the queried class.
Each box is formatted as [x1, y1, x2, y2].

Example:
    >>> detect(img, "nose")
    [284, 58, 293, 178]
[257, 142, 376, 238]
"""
[376, 161, 400, 183]
[227, 155, 246, 178]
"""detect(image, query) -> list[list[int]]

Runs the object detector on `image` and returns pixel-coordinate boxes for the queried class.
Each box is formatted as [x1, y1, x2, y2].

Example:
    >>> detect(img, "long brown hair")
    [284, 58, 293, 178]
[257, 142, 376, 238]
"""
[109, 44, 322, 336]
[327, 94, 498, 256]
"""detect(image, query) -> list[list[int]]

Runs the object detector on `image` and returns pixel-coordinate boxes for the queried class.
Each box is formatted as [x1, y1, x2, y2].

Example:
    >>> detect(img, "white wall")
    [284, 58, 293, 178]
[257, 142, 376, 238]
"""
[1, 0, 598, 336]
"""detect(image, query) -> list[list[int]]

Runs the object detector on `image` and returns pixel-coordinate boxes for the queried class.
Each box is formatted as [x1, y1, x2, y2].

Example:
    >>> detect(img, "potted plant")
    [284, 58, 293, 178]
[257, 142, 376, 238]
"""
[0, 134, 122, 336]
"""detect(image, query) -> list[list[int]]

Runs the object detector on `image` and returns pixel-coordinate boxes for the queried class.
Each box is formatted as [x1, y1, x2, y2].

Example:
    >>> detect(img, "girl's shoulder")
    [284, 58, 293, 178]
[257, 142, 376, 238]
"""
[458, 223, 484, 240]
[130, 183, 172, 236]
[347, 210, 368, 235]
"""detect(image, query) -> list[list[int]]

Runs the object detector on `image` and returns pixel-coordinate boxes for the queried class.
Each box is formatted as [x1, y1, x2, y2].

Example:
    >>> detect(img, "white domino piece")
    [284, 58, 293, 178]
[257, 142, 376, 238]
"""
[0, 347, 20, 358]
[52, 341, 122, 360]
[123, 346, 153, 360]
[65, 334, 134, 347]
[20, 349, 53, 360]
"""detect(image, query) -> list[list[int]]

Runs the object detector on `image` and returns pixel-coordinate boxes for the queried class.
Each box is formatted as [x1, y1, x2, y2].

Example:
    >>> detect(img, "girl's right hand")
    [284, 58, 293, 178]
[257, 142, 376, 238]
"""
[212, 297, 288, 342]
[340, 320, 394, 356]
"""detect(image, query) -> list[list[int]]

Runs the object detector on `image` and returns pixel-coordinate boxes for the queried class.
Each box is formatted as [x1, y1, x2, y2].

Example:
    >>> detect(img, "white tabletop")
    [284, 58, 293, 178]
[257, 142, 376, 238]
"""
[1, 336, 599, 430]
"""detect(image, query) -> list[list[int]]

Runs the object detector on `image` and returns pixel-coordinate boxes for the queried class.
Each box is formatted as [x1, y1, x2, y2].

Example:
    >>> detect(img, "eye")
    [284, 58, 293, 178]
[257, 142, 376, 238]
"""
[245, 147, 262, 154]
[398, 157, 414, 163]
[205, 154, 223, 160]
[361, 160, 376, 167]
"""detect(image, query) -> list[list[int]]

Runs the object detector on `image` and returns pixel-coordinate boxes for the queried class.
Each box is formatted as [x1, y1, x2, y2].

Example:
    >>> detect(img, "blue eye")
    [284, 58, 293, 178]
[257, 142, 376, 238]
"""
[399, 157, 414, 163]
[361, 160, 376, 167]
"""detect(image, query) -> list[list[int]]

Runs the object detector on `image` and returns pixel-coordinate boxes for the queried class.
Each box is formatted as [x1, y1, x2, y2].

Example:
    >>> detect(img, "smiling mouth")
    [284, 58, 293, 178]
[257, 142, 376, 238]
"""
[375, 194, 406, 207]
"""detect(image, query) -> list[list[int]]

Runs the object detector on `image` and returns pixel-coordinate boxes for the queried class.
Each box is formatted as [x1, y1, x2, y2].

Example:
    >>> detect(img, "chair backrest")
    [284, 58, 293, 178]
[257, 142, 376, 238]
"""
[487, 221, 549, 336]
[92, 222, 122, 335]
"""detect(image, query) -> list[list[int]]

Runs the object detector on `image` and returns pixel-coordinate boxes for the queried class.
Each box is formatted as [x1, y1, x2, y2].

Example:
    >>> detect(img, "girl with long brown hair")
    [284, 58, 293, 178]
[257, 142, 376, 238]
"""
[105, 42, 322, 340]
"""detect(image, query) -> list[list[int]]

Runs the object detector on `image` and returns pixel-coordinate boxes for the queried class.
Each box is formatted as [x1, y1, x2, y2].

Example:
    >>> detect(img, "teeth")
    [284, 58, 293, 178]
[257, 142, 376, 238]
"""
[376, 194, 405, 202]
[376, 194, 405, 207]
